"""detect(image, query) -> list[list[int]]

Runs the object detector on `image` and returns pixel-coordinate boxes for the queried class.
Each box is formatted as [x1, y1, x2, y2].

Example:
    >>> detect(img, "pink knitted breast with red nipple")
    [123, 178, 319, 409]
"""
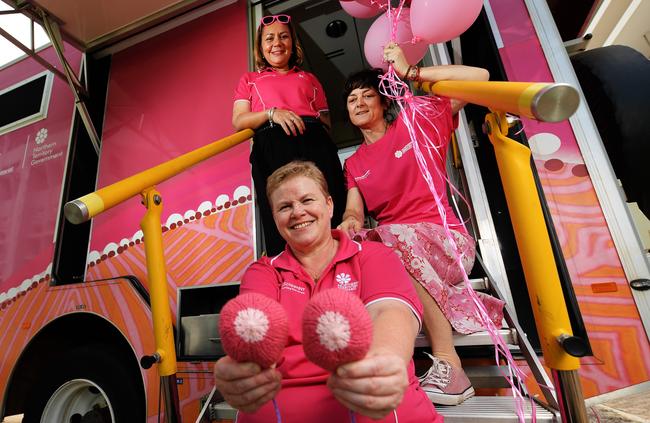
[219, 293, 289, 368]
[302, 289, 373, 372]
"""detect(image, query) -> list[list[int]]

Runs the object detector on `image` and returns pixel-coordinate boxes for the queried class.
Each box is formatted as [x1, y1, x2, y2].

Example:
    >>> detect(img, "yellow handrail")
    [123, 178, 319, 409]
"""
[415, 80, 579, 122]
[64, 129, 254, 224]
[485, 112, 579, 370]
[485, 111, 587, 421]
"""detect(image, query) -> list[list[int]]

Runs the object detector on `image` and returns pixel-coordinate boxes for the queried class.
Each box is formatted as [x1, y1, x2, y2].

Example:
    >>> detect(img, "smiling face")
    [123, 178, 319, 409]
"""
[269, 175, 333, 252]
[260, 22, 293, 71]
[346, 87, 387, 130]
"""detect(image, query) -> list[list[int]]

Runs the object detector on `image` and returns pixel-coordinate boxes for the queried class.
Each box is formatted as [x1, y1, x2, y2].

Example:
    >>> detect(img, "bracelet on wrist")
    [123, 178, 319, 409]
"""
[268, 107, 276, 126]
[407, 65, 419, 81]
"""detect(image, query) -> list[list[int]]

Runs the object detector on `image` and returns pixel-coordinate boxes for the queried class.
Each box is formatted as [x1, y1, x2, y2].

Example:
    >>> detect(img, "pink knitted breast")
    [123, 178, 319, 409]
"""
[219, 293, 289, 368]
[302, 289, 373, 372]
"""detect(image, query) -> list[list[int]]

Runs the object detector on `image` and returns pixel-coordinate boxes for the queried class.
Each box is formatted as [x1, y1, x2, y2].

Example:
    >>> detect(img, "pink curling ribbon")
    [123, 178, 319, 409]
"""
[376, 2, 538, 421]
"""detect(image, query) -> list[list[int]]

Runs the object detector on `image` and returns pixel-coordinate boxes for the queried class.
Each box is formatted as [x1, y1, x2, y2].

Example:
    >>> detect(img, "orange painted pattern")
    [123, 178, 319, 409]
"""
[0, 202, 254, 422]
[86, 203, 254, 421]
[536, 161, 650, 397]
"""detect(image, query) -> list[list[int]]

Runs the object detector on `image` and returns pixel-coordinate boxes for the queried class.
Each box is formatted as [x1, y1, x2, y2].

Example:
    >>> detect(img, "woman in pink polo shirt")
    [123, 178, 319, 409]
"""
[338, 44, 504, 406]
[233, 14, 346, 256]
[213, 161, 441, 423]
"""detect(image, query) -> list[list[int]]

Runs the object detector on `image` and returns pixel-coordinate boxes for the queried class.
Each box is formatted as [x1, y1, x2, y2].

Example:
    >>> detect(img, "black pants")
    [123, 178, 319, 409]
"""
[250, 118, 346, 256]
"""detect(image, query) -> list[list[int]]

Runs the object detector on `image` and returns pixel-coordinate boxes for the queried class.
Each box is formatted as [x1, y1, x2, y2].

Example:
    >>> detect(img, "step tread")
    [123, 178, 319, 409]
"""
[212, 396, 557, 421]
[416, 328, 516, 348]
[436, 396, 557, 422]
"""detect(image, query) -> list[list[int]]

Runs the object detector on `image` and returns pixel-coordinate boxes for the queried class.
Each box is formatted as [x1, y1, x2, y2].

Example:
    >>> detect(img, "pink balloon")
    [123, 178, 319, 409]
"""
[355, 0, 388, 7]
[410, 0, 483, 44]
[340, 0, 383, 19]
[364, 9, 429, 71]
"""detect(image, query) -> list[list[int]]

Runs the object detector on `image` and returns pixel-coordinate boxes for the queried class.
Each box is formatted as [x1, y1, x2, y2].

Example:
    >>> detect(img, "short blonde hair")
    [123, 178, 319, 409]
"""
[254, 19, 304, 71]
[266, 161, 329, 200]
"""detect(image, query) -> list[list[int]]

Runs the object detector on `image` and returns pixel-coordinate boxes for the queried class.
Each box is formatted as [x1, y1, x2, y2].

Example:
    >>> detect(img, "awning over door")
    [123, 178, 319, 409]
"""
[3, 0, 228, 51]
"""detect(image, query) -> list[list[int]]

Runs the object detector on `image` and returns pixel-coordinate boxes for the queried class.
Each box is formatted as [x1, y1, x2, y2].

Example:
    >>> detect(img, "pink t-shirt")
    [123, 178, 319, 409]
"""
[236, 230, 440, 423]
[344, 96, 462, 228]
[233, 68, 328, 117]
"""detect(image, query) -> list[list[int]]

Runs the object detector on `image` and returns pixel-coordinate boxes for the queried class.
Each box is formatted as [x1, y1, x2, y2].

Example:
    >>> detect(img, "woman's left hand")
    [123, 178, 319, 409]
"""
[384, 42, 410, 79]
[327, 352, 409, 419]
[272, 108, 306, 136]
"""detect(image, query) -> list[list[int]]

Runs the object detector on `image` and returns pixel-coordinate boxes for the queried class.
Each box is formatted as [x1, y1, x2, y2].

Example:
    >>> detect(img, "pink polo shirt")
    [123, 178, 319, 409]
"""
[233, 68, 328, 117]
[236, 230, 440, 423]
[344, 96, 463, 229]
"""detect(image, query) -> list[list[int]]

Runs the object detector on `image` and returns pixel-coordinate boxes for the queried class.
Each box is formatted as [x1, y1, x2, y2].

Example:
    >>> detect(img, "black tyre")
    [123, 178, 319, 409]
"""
[571, 45, 650, 217]
[23, 343, 145, 423]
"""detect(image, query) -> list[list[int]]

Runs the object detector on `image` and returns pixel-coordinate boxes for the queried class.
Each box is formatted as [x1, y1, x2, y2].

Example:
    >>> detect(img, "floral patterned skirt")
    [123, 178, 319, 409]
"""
[354, 222, 504, 334]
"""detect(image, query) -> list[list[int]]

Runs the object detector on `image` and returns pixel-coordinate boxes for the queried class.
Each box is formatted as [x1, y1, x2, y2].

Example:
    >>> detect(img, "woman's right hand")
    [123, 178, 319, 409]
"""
[271, 108, 306, 136]
[337, 216, 362, 238]
[213, 356, 282, 413]
[384, 42, 410, 79]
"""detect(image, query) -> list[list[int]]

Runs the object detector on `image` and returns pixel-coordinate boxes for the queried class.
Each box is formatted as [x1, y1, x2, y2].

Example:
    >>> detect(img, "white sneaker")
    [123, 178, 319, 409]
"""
[419, 352, 475, 406]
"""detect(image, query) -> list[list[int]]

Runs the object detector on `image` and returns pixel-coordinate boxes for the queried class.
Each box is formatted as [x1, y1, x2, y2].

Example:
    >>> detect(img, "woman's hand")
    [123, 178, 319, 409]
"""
[213, 356, 282, 413]
[337, 216, 362, 238]
[383, 42, 410, 79]
[271, 108, 306, 136]
[327, 352, 409, 419]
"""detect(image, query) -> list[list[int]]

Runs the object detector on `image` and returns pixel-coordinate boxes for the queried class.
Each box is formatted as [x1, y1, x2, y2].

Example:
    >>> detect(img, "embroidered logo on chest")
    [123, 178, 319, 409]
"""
[354, 170, 371, 181]
[281, 281, 306, 295]
[336, 273, 359, 291]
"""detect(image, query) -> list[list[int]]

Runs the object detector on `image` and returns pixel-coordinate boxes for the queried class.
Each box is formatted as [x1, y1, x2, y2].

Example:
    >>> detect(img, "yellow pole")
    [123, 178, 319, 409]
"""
[140, 187, 177, 377]
[65, 129, 254, 224]
[484, 111, 579, 371]
[415, 80, 579, 122]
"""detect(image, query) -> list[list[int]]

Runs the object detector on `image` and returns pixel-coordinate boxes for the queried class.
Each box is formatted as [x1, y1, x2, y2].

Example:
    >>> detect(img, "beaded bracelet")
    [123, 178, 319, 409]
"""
[406, 65, 420, 81]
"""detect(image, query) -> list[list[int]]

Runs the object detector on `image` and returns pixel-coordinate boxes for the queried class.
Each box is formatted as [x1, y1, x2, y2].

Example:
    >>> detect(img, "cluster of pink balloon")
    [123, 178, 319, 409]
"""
[339, 0, 483, 70]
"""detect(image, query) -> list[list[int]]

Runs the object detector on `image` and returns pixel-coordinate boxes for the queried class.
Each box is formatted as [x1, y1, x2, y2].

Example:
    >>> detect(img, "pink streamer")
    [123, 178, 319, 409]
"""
[377, 2, 541, 421]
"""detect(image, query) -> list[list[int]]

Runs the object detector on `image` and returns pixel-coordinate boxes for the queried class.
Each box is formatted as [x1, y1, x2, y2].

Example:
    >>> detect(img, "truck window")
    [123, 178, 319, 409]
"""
[0, 71, 53, 135]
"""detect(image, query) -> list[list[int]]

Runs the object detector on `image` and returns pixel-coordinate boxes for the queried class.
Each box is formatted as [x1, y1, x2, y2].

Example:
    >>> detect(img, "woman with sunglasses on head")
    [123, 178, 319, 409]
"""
[233, 14, 347, 256]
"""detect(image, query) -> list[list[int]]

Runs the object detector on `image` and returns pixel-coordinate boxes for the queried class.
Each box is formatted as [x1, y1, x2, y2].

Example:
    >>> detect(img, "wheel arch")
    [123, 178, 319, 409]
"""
[3, 312, 146, 418]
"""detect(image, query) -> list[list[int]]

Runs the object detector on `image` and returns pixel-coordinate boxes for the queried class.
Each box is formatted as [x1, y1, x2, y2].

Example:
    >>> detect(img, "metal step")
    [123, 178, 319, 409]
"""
[469, 277, 489, 291]
[211, 396, 558, 421]
[415, 328, 517, 348]
[436, 396, 558, 422]
[212, 401, 237, 420]
[465, 365, 513, 388]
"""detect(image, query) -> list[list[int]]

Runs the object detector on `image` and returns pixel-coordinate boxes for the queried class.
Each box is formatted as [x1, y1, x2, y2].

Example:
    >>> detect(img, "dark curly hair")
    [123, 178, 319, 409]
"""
[343, 68, 394, 121]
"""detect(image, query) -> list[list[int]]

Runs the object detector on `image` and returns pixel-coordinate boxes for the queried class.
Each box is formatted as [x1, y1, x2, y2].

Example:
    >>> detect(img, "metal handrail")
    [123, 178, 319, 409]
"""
[415, 80, 580, 122]
[64, 129, 254, 224]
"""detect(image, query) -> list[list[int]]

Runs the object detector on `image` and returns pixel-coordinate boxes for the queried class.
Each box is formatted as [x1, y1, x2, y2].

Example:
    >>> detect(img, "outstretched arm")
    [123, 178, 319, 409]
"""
[383, 42, 489, 113]
[327, 300, 419, 419]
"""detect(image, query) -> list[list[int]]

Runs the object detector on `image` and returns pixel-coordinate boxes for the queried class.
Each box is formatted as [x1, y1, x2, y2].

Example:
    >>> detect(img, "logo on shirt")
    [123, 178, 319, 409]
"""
[281, 281, 306, 295]
[354, 170, 371, 181]
[336, 273, 358, 291]
[394, 142, 413, 159]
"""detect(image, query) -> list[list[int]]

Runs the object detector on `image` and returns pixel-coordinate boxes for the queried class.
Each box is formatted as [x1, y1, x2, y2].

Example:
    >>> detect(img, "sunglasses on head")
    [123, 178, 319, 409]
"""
[260, 14, 291, 26]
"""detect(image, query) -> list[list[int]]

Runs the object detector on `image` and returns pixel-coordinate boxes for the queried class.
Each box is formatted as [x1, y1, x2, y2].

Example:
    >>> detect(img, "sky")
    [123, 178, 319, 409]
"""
[0, 2, 49, 69]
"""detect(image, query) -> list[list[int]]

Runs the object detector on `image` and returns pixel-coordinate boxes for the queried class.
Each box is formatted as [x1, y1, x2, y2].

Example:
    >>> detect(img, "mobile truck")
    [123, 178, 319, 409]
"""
[1, 0, 648, 422]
